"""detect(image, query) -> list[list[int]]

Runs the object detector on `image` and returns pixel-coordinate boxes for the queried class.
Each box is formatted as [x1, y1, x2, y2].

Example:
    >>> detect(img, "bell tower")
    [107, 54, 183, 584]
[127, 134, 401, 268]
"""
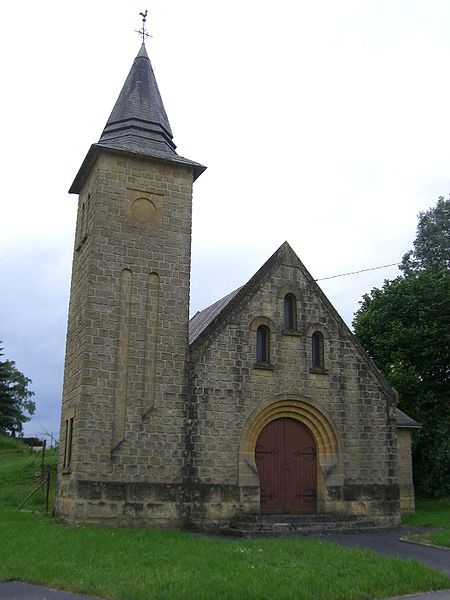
[56, 39, 205, 525]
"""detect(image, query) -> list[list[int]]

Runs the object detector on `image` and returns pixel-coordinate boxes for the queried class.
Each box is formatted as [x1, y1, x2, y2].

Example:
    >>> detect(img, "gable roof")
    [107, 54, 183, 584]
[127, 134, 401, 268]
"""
[189, 242, 286, 347]
[189, 243, 420, 426]
[189, 287, 241, 344]
[189, 241, 396, 398]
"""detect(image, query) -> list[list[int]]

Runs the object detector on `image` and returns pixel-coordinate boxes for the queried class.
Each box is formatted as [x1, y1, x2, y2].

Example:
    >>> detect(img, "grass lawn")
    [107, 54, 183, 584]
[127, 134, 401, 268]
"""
[0, 435, 58, 510]
[1, 436, 449, 600]
[402, 498, 450, 548]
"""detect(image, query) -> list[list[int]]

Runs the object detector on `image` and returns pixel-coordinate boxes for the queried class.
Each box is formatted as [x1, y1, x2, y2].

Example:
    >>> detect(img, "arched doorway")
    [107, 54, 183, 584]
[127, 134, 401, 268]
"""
[255, 418, 317, 514]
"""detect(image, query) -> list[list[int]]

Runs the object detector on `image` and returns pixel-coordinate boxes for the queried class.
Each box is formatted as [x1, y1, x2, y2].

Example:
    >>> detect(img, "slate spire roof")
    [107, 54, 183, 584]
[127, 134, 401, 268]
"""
[70, 43, 205, 194]
[99, 43, 176, 158]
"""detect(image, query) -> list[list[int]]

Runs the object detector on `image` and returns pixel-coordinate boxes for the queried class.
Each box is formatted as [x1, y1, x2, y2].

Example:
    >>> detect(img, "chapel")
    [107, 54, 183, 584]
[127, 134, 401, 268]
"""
[55, 38, 418, 532]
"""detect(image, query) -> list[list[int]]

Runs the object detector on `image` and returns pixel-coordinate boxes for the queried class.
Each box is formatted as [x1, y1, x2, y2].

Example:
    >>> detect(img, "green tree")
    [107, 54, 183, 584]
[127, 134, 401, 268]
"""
[0, 345, 36, 436]
[401, 195, 450, 272]
[353, 198, 450, 497]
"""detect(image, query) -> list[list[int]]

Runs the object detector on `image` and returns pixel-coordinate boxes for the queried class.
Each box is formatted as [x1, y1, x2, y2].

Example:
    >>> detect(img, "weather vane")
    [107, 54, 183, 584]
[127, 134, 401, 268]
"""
[136, 10, 150, 43]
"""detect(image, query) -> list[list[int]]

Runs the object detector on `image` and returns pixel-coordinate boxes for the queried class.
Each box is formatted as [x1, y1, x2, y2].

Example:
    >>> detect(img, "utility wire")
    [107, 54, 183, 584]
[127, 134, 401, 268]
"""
[315, 262, 401, 282]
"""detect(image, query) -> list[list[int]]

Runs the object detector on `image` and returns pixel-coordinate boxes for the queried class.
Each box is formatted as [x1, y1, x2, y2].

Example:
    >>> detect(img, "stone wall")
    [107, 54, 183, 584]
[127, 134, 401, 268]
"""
[56, 149, 195, 524]
[56, 157, 403, 529]
[189, 244, 400, 527]
[397, 428, 415, 513]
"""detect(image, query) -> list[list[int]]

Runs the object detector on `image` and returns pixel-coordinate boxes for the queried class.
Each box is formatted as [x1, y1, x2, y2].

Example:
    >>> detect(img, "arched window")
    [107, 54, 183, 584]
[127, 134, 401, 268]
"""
[256, 325, 270, 364]
[311, 331, 324, 369]
[284, 293, 297, 330]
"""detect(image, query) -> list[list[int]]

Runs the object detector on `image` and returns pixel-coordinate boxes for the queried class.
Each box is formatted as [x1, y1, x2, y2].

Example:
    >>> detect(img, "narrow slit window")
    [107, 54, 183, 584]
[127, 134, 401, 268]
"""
[78, 202, 87, 245]
[81, 202, 86, 236]
[312, 331, 324, 369]
[284, 294, 296, 330]
[256, 325, 270, 364]
[63, 417, 74, 468]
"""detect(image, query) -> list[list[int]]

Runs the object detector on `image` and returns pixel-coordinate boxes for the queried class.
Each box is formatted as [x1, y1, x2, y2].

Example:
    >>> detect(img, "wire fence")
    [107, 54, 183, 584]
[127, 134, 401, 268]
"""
[21, 432, 59, 449]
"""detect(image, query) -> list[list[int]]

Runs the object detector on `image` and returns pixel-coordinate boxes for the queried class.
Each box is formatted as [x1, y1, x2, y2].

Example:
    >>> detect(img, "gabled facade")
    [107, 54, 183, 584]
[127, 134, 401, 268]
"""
[56, 42, 417, 529]
[188, 242, 406, 525]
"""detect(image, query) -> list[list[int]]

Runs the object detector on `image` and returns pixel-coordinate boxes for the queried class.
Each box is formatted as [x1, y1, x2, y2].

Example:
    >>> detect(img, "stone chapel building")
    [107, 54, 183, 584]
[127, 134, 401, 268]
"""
[56, 42, 419, 532]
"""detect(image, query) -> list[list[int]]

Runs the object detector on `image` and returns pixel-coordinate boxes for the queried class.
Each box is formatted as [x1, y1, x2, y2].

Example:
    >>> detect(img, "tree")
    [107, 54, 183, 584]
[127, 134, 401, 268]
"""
[401, 195, 450, 272]
[353, 198, 450, 497]
[0, 344, 35, 436]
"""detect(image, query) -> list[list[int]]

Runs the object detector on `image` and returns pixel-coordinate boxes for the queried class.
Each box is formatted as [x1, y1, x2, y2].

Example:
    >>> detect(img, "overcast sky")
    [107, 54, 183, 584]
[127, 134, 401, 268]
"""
[1, 1, 449, 439]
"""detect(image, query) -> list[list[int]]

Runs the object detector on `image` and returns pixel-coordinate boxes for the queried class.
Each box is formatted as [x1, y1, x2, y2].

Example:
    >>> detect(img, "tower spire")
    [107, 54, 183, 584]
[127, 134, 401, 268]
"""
[69, 22, 205, 194]
[98, 41, 176, 157]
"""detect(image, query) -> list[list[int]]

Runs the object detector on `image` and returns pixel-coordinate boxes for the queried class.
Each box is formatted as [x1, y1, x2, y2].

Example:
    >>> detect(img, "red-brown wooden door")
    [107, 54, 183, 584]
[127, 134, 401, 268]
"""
[255, 418, 317, 514]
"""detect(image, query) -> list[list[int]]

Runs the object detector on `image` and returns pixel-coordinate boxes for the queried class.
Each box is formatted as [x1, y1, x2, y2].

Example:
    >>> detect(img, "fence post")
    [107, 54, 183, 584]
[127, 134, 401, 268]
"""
[45, 466, 51, 513]
[40, 439, 47, 482]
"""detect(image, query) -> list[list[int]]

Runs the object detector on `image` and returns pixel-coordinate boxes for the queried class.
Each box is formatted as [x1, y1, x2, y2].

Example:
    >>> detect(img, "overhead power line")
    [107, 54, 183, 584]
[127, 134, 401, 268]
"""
[315, 262, 401, 282]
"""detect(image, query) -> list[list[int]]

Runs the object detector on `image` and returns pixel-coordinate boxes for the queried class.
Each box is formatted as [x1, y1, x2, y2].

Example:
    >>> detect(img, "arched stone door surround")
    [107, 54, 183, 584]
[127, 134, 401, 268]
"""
[238, 394, 344, 513]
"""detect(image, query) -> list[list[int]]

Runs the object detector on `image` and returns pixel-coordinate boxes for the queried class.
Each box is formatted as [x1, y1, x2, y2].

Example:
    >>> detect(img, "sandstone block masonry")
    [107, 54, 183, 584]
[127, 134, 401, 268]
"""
[397, 428, 415, 513]
[56, 41, 415, 529]
[56, 150, 196, 525]
[187, 244, 401, 529]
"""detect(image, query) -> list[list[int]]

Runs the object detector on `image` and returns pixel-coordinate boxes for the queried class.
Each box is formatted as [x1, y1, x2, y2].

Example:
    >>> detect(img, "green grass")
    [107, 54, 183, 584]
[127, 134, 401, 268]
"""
[402, 498, 450, 529]
[404, 532, 450, 549]
[1, 510, 449, 600]
[0, 436, 449, 600]
[402, 498, 450, 548]
[0, 435, 58, 510]
[426, 531, 450, 548]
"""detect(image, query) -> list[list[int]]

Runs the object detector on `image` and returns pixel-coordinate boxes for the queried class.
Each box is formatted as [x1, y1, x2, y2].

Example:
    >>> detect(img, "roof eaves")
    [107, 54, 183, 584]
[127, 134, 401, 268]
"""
[69, 143, 206, 194]
[395, 408, 422, 429]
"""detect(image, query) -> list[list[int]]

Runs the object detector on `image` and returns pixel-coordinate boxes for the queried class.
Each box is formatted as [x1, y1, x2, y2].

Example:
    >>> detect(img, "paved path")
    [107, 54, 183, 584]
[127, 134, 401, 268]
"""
[0, 580, 449, 600]
[311, 525, 450, 599]
[310, 526, 450, 577]
[379, 593, 450, 600]
[0, 582, 100, 600]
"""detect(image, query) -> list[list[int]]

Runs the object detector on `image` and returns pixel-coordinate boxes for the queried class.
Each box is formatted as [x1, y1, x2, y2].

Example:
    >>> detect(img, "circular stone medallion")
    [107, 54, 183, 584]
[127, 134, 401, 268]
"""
[131, 197, 157, 223]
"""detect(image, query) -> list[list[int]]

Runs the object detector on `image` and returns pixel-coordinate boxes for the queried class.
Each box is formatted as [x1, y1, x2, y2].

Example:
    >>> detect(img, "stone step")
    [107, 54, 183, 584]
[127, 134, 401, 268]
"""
[223, 514, 379, 537]
[232, 513, 362, 525]
[223, 524, 379, 538]
[229, 520, 375, 532]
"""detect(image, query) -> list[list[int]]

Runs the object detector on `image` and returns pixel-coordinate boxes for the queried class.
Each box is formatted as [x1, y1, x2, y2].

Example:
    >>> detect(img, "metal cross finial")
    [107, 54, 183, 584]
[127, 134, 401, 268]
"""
[136, 10, 149, 43]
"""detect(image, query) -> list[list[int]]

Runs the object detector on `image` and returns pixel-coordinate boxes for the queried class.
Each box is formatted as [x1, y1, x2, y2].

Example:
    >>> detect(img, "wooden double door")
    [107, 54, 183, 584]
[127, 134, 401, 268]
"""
[255, 418, 317, 514]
